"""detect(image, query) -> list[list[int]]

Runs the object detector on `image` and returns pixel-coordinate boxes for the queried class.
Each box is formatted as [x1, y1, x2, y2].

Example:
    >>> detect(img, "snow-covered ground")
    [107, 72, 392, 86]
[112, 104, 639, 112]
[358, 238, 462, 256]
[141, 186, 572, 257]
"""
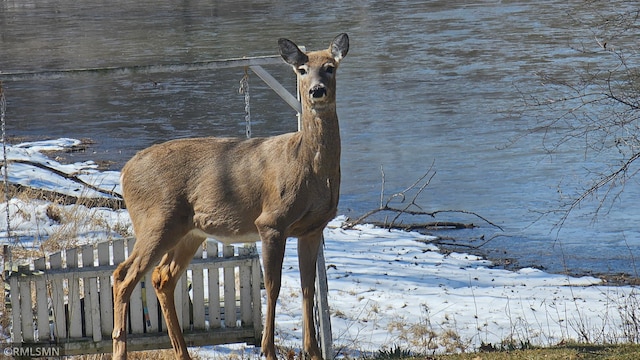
[1, 139, 638, 357]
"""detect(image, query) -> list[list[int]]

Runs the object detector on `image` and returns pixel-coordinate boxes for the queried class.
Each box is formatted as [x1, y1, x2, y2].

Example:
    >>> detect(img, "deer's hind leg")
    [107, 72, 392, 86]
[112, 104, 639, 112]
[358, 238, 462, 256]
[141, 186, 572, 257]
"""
[112, 235, 174, 360]
[152, 232, 205, 360]
[112, 206, 196, 360]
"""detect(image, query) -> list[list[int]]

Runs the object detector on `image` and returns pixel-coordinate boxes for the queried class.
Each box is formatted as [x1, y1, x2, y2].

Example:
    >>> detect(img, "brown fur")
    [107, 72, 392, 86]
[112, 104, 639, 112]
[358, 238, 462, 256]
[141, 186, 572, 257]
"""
[111, 34, 349, 360]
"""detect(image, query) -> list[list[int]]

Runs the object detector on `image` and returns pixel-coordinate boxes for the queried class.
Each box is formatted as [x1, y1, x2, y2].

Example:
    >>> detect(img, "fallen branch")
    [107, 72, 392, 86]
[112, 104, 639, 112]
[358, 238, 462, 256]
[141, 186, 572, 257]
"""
[386, 221, 477, 230]
[2, 183, 125, 209]
[343, 164, 504, 231]
[2, 159, 124, 209]
[7, 159, 122, 200]
[343, 206, 503, 232]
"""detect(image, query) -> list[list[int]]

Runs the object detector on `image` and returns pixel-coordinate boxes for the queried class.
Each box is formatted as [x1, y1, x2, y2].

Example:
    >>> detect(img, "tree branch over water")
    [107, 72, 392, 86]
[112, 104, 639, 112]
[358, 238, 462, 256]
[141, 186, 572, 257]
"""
[508, 5, 640, 230]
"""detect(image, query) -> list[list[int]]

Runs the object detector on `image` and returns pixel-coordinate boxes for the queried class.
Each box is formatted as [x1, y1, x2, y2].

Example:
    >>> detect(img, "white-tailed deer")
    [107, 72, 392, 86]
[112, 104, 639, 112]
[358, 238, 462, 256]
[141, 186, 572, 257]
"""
[112, 33, 349, 360]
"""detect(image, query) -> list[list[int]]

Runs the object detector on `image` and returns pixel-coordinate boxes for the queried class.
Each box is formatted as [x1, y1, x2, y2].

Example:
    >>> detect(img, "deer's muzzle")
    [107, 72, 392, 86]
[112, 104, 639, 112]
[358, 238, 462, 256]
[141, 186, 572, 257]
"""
[309, 85, 327, 99]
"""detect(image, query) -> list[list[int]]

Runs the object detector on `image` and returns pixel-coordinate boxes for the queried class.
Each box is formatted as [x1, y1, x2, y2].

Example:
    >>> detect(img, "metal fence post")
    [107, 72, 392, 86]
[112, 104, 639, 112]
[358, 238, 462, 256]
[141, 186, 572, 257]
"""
[315, 237, 333, 359]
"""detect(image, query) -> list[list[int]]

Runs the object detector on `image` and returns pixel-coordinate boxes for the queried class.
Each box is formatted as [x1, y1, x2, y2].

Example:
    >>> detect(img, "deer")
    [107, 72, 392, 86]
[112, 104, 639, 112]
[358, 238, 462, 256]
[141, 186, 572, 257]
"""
[111, 33, 349, 360]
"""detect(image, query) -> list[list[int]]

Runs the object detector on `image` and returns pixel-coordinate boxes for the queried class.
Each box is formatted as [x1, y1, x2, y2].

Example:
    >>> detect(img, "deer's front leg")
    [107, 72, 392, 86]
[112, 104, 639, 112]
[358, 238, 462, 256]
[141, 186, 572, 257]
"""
[297, 232, 323, 360]
[257, 221, 286, 360]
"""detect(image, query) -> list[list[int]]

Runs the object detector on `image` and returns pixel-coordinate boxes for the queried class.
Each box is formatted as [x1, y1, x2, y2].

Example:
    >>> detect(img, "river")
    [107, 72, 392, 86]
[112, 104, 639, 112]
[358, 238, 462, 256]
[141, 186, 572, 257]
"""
[1, 0, 639, 277]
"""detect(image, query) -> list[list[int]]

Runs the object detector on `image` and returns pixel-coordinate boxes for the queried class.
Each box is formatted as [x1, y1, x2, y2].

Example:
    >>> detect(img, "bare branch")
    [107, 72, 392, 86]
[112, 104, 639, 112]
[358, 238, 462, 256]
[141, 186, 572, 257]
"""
[509, 7, 640, 229]
[343, 167, 504, 231]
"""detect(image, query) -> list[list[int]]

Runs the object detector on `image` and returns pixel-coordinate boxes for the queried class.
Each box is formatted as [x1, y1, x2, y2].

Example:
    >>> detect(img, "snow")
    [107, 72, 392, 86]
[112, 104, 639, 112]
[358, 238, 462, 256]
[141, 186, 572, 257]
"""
[1, 138, 638, 356]
[4, 138, 121, 198]
[277, 221, 630, 355]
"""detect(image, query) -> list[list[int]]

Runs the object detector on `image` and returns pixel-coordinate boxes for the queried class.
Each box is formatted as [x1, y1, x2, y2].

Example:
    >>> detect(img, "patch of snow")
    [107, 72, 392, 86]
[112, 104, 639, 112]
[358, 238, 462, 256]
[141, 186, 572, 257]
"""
[1, 139, 636, 357]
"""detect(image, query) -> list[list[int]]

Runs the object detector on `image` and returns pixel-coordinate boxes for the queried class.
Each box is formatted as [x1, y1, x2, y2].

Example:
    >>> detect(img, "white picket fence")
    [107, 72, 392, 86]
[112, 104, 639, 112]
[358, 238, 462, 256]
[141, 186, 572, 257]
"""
[7, 238, 263, 355]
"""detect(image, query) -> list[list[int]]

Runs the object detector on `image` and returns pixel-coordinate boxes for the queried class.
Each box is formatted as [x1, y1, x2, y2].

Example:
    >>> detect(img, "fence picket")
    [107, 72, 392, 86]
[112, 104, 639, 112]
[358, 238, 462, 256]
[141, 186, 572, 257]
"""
[223, 245, 236, 328]
[97, 241, 113, 336]
[143, 272, 159, 332]
[207, 241, 221, 329]
[49, 252, 66, 340]
[82, 244, 102, 342]
[113, 239, 129, 336]
[192, 245, 206, 330]
[251, 254, 263, 343]
[34, 257, 50, 342]
[81, 245, 94, 339]
[66, 248, 83, 338]
[127, 239, 145, 334]
[18, 265, 34, 341]
[9, 272, 21, 342]
[238, 246, 252, 326]
[181, 271, 190, 330]
[112, 239, 125, 263]
[174, 275, 184, 330]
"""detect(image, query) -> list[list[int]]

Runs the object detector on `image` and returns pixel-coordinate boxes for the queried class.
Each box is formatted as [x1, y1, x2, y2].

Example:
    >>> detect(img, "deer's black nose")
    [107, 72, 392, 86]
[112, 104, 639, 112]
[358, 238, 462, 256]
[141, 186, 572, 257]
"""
[309, 85, 327, 98]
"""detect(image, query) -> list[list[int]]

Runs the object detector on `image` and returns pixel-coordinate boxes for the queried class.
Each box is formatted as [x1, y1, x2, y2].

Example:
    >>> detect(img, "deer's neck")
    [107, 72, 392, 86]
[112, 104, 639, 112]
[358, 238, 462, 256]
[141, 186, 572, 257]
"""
[299, 104, 341, 174]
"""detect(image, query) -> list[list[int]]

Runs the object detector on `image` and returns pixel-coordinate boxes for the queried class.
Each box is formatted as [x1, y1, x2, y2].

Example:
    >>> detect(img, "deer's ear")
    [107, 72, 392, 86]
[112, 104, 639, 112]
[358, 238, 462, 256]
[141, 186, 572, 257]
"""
[279, 38, 309, 66]
[330, 33, 349, 62]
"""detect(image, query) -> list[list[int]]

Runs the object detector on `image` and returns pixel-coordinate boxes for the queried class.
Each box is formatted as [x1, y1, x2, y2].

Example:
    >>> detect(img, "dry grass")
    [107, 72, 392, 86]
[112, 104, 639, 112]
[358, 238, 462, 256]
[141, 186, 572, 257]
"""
[55, 348, 205, 360]
[2, 184, 131, 260]
[421, 343, 640, 359]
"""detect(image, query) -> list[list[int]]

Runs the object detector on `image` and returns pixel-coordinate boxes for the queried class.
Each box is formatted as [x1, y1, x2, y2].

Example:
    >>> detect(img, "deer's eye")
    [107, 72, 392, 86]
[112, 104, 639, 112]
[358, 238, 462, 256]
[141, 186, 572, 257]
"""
[297, 67, 307, 75]
[325, 65, 335, 74]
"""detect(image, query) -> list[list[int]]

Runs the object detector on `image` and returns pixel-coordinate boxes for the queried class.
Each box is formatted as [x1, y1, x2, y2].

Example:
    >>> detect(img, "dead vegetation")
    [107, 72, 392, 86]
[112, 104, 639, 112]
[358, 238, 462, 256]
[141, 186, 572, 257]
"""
[1, 163, 124, 209]
[1, 183, 131, 261]
[55, 349, 205, 360]
[343, 165, 503, 233]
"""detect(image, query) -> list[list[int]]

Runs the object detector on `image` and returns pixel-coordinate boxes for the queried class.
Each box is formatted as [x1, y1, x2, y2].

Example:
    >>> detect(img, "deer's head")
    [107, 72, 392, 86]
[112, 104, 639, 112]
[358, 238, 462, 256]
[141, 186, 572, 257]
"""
[279, 33, 349, 107]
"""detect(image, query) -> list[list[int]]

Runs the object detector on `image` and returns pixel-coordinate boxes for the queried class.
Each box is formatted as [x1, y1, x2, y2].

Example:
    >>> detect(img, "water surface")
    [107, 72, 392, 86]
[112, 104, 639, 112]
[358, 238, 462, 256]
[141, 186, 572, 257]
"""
[1, 0, 638, 277]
